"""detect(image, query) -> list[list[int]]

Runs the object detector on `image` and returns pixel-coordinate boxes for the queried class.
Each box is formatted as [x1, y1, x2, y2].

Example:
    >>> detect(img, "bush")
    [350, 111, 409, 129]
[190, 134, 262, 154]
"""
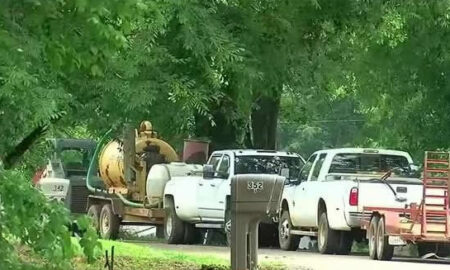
[0, 169, 100, 269]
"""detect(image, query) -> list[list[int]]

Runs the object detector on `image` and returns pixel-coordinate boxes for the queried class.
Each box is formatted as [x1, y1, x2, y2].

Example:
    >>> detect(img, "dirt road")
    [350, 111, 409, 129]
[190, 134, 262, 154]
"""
[147, 243, 450, 270]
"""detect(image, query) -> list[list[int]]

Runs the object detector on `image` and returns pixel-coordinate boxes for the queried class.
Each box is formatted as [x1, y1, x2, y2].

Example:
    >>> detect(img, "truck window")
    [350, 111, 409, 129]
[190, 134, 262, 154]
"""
[217, 155, 230, 178]
[234, 155, 303, 179]
[311, 153, 326, 181]
[299, 154, 317, 181]
[329, 153, 409, 174]
[208, 155, 222, 171]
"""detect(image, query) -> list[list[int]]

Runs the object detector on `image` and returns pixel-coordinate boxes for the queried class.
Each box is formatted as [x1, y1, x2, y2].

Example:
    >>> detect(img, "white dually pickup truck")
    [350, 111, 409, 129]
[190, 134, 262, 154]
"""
[279, 148, 422, 254]
[163, 149, 304, 245]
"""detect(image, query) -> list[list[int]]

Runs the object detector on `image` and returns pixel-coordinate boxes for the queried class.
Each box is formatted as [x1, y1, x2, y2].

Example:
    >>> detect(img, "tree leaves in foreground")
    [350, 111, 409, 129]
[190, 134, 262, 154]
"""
[0, 169, 100, 269]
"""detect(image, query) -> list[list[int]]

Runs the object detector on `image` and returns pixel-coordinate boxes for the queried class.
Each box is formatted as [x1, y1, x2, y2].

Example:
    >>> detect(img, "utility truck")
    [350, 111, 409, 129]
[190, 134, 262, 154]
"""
[279, 148, 423, 255]
[164, 149, 304, 245]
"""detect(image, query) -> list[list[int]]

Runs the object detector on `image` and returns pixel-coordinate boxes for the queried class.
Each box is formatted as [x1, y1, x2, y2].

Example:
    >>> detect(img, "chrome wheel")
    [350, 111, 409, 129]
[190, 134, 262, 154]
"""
[101, 212, 110, 235]
[318, 218, 327, 251]
[280, 219, 290, 240]
[165, 215, 173, 237]
[368, 216, 378, 260]
[225, 219, 231, 234]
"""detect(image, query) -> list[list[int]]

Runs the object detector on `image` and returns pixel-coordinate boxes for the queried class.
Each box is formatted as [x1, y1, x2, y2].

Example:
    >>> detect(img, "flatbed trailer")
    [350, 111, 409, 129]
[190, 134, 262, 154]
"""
[362, 151, 450, 260]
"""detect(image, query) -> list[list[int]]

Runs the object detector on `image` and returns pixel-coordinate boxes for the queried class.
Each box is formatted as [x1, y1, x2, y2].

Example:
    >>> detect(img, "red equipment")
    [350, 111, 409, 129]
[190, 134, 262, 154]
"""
[363, 151, 450, 260]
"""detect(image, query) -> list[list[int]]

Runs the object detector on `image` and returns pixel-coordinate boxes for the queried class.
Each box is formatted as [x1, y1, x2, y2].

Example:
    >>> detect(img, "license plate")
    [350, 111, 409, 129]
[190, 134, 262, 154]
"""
[389, 236, 406, 246]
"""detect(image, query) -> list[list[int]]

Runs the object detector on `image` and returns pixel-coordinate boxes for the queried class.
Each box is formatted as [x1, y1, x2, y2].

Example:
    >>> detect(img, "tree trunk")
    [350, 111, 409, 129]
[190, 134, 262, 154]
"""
[250, 94, 281, 150]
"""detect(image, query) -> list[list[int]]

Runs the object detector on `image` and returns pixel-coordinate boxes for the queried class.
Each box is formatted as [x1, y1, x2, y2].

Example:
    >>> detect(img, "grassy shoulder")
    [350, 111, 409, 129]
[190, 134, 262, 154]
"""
[72, 239, 286, 270]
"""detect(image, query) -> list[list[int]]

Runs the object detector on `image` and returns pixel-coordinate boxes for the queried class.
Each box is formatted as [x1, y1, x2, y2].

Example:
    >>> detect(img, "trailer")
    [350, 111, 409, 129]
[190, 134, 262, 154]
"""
[362, 151, 450, 260]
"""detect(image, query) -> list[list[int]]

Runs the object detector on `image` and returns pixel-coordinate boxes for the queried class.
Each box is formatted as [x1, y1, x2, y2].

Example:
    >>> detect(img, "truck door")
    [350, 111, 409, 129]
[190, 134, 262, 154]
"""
[298, 153, 327, 227]
[291, 154, 316, 226]
[211, 154, 232, 219]
[197, 154, 224, 220]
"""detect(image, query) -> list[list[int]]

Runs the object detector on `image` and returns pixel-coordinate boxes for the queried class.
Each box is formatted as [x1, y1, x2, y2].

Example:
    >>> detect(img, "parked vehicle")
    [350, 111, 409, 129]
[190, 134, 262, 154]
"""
[364, 151, 450, 261]
[164, 149, 305, 245]
[36, 139, 96, 215]
[279, 148, 423, 255]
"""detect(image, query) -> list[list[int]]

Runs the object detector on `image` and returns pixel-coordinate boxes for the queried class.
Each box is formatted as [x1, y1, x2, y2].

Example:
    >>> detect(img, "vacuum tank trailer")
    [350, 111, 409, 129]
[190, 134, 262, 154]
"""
[86, 121, 202, 239]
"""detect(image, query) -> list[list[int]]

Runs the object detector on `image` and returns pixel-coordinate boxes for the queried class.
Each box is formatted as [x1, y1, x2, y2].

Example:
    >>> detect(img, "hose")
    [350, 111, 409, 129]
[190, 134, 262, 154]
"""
[86, 128, 145, 208]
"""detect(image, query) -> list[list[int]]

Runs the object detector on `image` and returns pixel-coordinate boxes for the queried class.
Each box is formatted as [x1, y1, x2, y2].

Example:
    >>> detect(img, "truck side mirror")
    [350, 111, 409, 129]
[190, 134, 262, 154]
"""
[203, 165, 215, 179]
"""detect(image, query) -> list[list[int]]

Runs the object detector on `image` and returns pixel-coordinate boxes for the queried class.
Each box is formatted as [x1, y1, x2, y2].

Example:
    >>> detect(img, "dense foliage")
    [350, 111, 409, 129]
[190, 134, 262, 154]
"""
[2, 0, 450, 268]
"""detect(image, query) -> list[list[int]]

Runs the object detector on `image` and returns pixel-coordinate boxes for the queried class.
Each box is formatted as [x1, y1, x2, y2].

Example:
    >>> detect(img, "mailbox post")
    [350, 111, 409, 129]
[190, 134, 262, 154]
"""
[230, 174, 286, 270]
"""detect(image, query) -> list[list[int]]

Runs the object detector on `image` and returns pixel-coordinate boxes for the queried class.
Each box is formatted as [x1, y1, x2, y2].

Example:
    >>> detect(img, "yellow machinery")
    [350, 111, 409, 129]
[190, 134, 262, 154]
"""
[98, 121, 179, 202]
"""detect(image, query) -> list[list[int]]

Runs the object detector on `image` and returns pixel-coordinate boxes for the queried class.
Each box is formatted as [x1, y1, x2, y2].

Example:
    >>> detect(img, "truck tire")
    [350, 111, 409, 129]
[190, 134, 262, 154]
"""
[184, 223, 201, 244]
[368, 215, 379, 260]
[156, 225, 165, 239]
[87, 204, 101, 232]
[335, 231, 353, 255]
[278, 210, 300, 251]
[99, 204, 120, 240]
[224, 209, 231, 247]
[418, 243, 450, 258]
[164, 198, 185, 244]
[376, 216, 394, 261]
[318, 212, 339, 254]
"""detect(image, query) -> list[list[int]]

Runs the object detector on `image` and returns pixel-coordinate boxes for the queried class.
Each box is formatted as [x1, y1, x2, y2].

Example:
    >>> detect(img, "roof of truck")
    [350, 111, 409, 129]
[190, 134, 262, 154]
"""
[213, 149, 301, 158]
[313, 148, 411, 157]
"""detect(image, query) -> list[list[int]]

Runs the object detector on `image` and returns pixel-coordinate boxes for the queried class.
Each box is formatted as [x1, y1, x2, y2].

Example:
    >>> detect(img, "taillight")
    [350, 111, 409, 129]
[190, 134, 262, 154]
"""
[349, 187, 358, 206]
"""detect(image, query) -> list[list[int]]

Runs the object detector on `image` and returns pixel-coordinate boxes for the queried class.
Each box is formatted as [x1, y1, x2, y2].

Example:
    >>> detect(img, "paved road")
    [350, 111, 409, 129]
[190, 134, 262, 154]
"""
[146, 243, 450, 270]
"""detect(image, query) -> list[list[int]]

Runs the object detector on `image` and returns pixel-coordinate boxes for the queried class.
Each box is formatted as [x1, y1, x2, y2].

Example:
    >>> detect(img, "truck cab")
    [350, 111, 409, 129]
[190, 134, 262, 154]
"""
[163, 149, 304, 244]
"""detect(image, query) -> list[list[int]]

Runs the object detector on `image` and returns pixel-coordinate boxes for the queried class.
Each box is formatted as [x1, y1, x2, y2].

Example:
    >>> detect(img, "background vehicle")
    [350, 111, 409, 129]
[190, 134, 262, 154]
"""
[36, 139, 96, 214]
[164, 149, 305, 245]
[279, 148, 423, 255]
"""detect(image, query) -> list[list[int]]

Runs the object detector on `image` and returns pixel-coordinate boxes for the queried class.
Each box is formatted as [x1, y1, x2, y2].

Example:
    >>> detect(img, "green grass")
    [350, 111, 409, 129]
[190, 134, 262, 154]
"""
[72, 239, 287, 270]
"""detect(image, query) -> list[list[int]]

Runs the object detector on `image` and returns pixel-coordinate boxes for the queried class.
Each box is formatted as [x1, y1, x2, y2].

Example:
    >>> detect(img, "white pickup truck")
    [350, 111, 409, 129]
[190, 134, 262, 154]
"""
[279, 148, 423, 254]
[163, 149, 304, 245]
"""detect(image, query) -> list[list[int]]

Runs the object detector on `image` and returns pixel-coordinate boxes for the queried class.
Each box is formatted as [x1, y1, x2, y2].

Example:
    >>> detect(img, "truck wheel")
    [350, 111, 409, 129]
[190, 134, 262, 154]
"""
[318, 212, 339, 254]
[164, 198, 185, 244]
[278, 210, 300, 251]
[368, 215, 379, 260]
[184, 223, 201, 244]
[155, 225, 165, 239]
[376, 216, 393, 261]
[224, 209, 231, 246]
[99, 204, 120, 240]
[335, 231, 353, 255]
[87, 204, 101, 232]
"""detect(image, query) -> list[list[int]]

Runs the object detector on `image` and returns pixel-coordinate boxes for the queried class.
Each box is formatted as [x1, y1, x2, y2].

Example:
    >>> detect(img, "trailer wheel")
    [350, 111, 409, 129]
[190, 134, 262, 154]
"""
[99, 204, 120, 240]
[278, 210, 300, 251]
[376, 216, 393, 261]
[368, 215, 379, 260]
[164, 198, 185, 244]
[184, 223, 201, 244]
[335, 231, 353, 255]
[87, 204, 101, 232]
[318, 212, 339, 254]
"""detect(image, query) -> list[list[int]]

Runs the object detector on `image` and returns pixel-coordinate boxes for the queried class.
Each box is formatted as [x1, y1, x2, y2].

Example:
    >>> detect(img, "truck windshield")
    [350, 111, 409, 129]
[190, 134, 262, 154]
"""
[329, 153, 411, 175]
[235, 155, 304, 179]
